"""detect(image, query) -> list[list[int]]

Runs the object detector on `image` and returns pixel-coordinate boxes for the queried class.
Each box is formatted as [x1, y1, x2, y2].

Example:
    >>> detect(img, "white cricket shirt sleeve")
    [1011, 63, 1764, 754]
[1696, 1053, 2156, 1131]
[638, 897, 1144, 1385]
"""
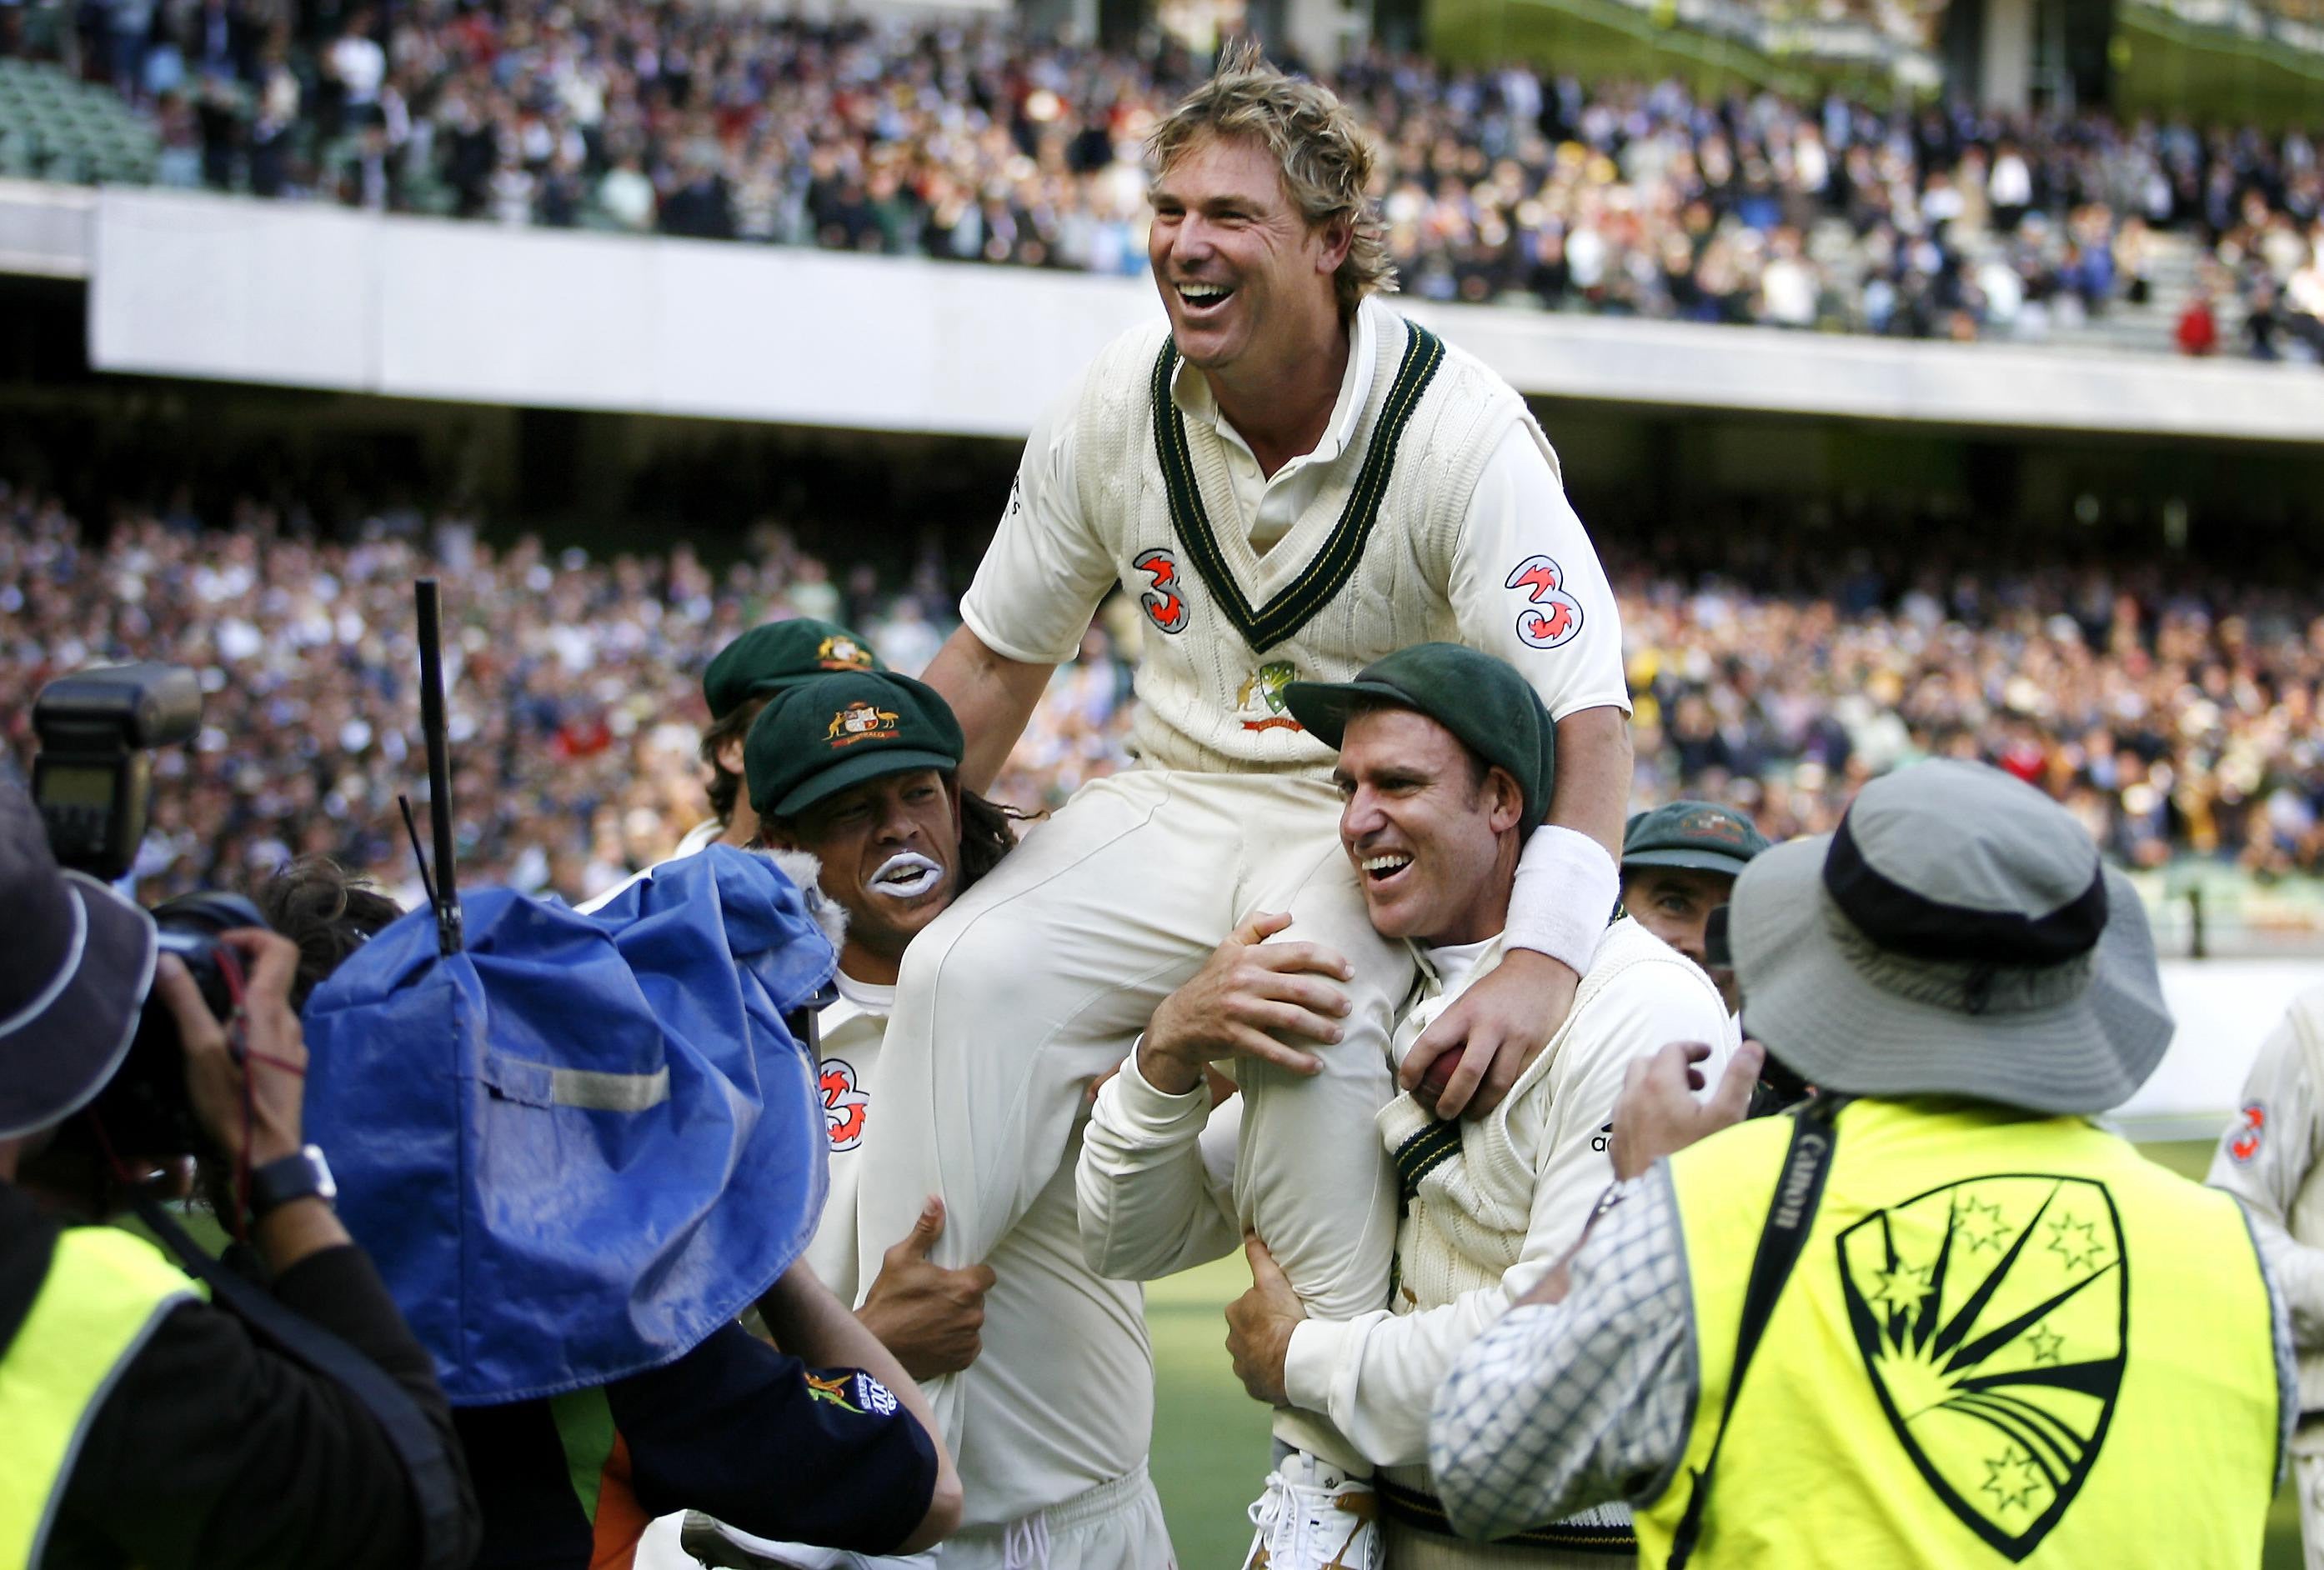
[1282, 956, 1727, 1468]
[2208, 996, 2324, 1352]
[957, 370, 1122, 667]
[1448, 424, 1630, 723]
[1074, 1047, 1245, 1281]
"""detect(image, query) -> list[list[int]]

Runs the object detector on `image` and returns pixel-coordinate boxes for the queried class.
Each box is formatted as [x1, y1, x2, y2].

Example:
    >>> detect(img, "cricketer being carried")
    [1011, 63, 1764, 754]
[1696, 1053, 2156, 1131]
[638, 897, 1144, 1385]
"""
[851, 42, 1634, 1570]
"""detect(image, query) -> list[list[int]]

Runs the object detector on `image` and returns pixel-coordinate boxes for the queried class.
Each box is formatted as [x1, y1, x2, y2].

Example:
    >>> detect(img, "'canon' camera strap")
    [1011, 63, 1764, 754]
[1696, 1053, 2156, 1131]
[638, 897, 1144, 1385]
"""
[131, 1192, 472, 1570]
[1665, 1092, 1849, 1570]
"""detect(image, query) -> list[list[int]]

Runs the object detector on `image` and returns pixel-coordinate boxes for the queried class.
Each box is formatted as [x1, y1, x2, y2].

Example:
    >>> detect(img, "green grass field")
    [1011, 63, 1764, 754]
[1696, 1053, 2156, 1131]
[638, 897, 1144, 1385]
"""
[1144, 1138, 2306, 1567]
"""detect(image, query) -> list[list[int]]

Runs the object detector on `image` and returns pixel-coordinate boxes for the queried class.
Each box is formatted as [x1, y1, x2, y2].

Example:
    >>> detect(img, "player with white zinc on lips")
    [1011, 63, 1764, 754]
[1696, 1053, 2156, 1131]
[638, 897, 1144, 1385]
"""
[685, 668, 1014, 1570]
[855, 44, 1631, 1569]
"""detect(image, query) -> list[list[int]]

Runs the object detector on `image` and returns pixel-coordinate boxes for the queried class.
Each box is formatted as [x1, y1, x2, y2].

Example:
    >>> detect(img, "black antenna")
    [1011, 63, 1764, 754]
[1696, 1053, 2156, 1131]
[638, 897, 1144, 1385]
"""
[396, 795, 439, 915]
[415, 579, 463, 954]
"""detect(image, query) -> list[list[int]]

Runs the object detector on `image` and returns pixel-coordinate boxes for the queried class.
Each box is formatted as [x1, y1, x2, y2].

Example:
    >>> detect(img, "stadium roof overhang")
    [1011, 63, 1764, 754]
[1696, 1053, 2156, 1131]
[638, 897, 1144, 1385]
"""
[6, 179, 2321, 447]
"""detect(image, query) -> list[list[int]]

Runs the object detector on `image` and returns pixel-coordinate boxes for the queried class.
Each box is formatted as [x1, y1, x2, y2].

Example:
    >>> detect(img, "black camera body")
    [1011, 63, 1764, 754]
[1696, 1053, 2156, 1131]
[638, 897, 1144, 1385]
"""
[32, 664, 258, 1159]
[89, 892, 270, 1159]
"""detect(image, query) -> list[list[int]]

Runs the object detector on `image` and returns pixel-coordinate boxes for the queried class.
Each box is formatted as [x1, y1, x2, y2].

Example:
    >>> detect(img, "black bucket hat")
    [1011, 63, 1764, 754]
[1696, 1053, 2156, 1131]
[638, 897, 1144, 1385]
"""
[0, 780, 158, 1138]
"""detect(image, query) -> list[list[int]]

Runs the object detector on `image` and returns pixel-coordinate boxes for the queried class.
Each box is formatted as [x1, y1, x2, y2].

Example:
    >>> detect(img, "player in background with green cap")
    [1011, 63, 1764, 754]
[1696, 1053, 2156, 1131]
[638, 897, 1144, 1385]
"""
[1617, 802, 1770, 1019]
[578, 620, 887, 915]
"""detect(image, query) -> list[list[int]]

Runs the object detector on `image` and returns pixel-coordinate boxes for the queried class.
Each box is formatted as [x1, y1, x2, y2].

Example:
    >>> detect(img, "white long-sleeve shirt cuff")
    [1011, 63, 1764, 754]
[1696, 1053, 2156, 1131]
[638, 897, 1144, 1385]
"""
[1285, 1314, 1363, 1418]
[1106, 1040, 1212, 1138]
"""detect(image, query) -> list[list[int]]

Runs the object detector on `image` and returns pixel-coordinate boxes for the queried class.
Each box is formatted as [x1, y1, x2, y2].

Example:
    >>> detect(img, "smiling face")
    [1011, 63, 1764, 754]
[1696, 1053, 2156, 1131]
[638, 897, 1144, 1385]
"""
[1334, 707, 1524, 947]
[1621, 865, 1738, 1008]
[768, 768, 960, 983]
[1148, 131, 1349, 377]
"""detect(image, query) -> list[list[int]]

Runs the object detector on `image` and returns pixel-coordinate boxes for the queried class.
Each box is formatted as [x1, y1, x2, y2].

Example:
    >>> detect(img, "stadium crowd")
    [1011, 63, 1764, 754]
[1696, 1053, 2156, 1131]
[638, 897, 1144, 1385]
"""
[10, 6, 2323, 351]
[7, 475, 2322, 908]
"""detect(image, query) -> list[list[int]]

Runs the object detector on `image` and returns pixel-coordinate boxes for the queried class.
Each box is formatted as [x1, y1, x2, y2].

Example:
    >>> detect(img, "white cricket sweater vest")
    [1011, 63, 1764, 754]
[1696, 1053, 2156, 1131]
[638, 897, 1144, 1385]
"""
[1372, 922, 1675, 1548]
[1072, 302, 1555, 775]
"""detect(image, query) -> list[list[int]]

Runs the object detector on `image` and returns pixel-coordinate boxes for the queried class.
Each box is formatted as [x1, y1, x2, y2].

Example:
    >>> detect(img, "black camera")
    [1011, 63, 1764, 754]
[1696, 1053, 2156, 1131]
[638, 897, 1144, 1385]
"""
[87, 891, 270, 1159]
[33, 664, 263, 1159]
[33, 663, 202, 882]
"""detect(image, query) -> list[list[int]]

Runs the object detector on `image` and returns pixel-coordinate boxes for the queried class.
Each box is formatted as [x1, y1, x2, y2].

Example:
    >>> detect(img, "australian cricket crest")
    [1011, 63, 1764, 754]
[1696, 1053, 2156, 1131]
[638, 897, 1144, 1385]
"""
[826, 701, 900, 748]
[817, 633, 874, 671]
[1236, 661, 1302, 733]
[1838, 1175, 2127, 1561]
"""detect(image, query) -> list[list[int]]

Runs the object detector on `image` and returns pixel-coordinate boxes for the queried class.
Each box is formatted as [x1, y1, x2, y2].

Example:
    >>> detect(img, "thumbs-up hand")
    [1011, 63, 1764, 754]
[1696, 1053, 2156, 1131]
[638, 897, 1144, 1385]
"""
[858, 1197, 1000, 1380]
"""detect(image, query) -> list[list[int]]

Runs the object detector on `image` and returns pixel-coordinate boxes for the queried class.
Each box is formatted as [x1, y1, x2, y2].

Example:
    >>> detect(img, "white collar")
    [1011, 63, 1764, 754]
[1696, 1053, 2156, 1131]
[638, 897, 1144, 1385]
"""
[832, 969, 896, 1012]
[1167, 297, 1381, 469]
[1410, 928, 1511, 1000]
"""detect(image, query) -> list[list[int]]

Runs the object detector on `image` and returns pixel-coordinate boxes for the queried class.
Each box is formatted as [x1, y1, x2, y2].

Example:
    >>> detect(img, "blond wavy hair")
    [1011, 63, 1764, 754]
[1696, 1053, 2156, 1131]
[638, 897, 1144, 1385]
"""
[1148, 40, 1396, 318]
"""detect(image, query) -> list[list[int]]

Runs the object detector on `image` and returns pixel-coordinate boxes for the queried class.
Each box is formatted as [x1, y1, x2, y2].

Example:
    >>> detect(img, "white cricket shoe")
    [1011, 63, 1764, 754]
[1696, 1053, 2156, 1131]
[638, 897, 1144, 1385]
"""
[1240, 1452, 1383, 1570]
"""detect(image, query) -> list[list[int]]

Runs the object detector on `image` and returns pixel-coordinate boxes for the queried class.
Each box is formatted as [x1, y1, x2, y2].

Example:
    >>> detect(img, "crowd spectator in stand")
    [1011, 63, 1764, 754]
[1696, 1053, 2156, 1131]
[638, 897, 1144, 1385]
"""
[13, 8, 2322, 355]
[11, 476, 2324, 912]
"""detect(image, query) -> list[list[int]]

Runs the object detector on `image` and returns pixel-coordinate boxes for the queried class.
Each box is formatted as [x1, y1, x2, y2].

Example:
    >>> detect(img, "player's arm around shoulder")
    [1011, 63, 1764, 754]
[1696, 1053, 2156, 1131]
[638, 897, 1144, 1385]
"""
[1405, 424, 1635, 1117]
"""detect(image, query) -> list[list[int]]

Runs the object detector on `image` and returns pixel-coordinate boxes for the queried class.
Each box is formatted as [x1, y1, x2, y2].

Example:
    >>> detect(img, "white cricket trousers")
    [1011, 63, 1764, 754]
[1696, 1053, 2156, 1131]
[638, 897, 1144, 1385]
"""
[859, 769, 1408, 1479]
[933, 1464, 1175, 1569]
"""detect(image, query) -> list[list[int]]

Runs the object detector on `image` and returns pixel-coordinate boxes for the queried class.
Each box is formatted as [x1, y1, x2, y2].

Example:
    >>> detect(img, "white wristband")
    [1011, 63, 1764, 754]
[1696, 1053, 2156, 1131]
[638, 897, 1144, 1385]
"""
[1505, 825, 1620, 976]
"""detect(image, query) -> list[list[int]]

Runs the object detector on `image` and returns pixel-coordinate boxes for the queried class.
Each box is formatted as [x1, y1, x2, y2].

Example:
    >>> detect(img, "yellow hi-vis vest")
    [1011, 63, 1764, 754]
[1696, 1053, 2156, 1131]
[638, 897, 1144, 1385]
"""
[1636, 1098, 2279, 1569]
[0, 1226, 200, 1568]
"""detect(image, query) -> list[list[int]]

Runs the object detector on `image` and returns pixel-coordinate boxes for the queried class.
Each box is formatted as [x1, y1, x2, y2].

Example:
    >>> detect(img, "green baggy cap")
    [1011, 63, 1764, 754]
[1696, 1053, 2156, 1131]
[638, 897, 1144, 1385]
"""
[704, 620, 887, 720]
[1282, 642, 1556, 827]
[745, 671, 965, 821]
[1621, 800, 1771, 878]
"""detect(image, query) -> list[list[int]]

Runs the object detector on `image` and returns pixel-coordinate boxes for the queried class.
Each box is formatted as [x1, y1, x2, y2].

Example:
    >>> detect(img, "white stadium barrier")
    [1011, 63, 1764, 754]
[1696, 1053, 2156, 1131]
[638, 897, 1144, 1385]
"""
[0, 180, 2310, 441]
[2116, 958, 2321, 1141]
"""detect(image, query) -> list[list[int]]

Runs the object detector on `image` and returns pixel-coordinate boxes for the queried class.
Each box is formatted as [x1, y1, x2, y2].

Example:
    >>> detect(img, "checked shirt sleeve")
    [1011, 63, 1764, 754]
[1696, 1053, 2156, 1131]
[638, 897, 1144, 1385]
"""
[1428, 1164, 1697, 1542]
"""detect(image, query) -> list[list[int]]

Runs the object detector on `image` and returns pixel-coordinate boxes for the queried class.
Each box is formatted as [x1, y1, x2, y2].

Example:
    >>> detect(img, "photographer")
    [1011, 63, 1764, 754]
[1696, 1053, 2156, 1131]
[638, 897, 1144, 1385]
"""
[0, 781, 480, 1570]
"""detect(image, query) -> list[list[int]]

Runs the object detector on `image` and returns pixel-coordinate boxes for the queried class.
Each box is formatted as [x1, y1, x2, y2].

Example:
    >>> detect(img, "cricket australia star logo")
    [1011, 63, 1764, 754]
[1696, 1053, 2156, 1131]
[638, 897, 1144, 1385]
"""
[1505, 554, 1584, 650]
[1236, 661, 1302, 733]
[1838, 1176, 2127, 1561]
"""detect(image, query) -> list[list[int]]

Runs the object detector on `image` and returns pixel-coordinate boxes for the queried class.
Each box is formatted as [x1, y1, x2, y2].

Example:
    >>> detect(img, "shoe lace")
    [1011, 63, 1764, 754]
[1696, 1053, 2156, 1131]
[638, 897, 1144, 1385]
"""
[1246, 1468, 1307, 1560]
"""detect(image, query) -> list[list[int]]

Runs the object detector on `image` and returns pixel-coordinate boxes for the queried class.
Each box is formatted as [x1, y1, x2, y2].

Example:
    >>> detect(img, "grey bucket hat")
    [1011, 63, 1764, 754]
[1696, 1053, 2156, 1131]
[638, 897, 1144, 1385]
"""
[1729, 760, 2171, 1116]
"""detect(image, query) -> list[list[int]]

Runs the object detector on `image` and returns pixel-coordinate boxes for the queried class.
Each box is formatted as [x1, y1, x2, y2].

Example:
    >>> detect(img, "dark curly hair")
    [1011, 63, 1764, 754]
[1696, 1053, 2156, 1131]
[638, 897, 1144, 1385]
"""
[958, 789, 1029, 890]
[250, 856, 404, 1007]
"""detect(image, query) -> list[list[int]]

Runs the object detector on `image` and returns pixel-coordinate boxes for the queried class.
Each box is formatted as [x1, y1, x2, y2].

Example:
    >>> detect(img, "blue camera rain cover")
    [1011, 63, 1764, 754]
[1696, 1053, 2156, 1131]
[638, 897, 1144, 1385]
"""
[304, 846, 835, 1405]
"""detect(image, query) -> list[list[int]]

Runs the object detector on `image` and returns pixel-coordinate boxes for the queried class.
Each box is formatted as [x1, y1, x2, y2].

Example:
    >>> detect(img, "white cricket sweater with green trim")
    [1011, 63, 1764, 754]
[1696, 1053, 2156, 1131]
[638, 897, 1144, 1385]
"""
[1070, 299, 1552, 775]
